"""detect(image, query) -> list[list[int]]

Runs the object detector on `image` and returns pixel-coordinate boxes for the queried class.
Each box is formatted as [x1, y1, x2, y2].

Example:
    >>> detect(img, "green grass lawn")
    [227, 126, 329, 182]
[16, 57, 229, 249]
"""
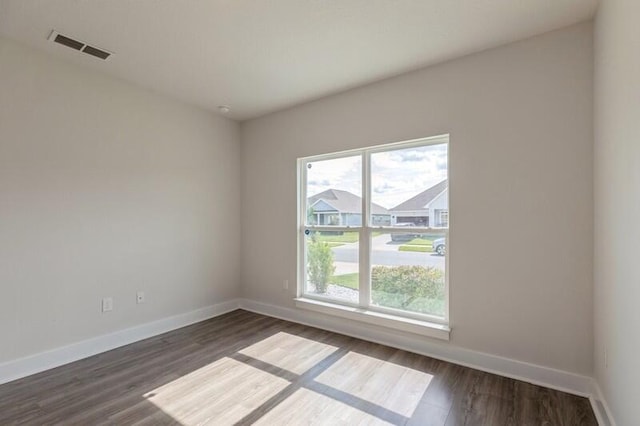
[403, 238, 433, 246]
[325, 242, 345, 248]
[330, 273, 359, 289]
[399, 245, 431, 253]
[399, 237, 434, 252]
[315, 231, 382, 246]
[316, 231, 359, 244]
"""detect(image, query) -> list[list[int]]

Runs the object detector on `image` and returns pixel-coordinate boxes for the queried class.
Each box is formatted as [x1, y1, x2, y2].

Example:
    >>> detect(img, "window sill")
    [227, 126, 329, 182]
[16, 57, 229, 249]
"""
[294, 297, 450, 341]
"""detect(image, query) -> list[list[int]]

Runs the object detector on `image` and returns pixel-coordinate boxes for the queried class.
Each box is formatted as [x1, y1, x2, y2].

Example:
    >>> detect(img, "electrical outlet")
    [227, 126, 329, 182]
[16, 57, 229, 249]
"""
[283, 280, 289, 291]
[137, 291, 145, 304]
[102, 297, 113, 312]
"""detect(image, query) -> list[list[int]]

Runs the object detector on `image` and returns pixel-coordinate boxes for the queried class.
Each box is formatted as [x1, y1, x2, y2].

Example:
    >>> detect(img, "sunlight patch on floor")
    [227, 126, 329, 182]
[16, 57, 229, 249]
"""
[239, 331, 339, 375]
[143, 357, 288, 425]
[314, 351, 433, 417]
[253, 388, 393, 426]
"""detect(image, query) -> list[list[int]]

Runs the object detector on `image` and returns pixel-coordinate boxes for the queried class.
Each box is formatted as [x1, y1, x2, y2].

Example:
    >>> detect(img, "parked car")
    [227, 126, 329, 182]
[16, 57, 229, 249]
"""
[433, 237, 446, 255]
[390, 223, 419, 242]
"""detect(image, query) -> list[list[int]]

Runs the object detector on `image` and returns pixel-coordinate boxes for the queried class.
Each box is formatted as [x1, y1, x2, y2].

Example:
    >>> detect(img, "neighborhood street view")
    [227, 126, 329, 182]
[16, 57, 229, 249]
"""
[332, 232, 445, 274]
[303, 140, 449, 318]
[306, 229, 446, 317]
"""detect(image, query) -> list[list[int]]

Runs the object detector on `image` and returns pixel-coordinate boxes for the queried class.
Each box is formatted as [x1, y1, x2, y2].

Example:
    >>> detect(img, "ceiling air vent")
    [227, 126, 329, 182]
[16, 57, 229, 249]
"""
[48, 30, 113, 61]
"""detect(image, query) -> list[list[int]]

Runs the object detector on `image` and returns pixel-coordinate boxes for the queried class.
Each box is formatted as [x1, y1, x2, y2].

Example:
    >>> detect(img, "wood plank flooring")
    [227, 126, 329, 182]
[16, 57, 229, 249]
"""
[0, 310, 597, 425]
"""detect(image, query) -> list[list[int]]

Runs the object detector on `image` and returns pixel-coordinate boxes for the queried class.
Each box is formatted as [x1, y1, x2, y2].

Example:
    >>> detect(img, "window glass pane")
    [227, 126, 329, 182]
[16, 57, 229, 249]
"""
[304, 230, 359, 304]
[371, 143, 448, 228]
[306, 156, 362, 226]
[370, 231, 446, 318]
[300, 137, 449, 322]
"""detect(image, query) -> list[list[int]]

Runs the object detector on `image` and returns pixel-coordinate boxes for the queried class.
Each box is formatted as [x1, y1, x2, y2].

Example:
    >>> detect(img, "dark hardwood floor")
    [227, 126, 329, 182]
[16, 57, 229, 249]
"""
[0, 310, 597, 425]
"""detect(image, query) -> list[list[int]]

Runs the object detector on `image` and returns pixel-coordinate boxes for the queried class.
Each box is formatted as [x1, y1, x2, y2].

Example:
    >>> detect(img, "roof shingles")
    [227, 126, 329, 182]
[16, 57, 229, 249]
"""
[308, 189, 389, 215]
[389, 180, 448, 212]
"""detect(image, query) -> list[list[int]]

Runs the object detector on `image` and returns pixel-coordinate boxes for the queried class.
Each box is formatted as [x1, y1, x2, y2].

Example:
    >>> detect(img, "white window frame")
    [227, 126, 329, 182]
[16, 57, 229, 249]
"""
[296, 135, 450, 339]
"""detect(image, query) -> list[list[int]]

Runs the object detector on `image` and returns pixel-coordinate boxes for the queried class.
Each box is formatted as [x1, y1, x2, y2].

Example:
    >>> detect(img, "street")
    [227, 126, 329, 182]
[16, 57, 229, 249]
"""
[331, 234, 445, 275]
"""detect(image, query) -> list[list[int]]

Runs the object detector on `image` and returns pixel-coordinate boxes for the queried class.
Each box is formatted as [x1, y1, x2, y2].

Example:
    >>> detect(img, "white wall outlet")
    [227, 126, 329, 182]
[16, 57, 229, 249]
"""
[136, 291, 145, 304]
[283, 279, 289, 291]
[102, 297, 113, 312]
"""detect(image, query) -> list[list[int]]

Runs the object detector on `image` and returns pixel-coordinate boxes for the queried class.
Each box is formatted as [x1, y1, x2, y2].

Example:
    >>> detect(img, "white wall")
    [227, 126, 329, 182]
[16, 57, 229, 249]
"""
[594, 0, 640, 423]
[241, 23, 594, 375]
[0, 37, 241, 363]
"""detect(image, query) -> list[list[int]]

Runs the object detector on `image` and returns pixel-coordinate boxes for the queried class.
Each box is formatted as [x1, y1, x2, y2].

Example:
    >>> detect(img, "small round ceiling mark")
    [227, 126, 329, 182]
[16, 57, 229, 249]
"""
[218, 105, 231, 114]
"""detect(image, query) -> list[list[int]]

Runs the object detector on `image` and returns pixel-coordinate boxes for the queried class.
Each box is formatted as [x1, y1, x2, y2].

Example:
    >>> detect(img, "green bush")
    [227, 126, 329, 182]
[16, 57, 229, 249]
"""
[308, 235, 335, 293]
[372, 265, 444, 314]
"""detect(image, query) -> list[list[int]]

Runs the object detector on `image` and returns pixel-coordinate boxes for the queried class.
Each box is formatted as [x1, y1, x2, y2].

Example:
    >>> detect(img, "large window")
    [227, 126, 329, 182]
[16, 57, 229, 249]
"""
[298, 135, 449, 328]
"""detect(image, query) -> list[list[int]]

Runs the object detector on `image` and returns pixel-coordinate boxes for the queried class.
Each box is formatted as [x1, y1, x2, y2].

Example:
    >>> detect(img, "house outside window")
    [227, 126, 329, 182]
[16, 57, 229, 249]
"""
[437, 211, 449, 228]
[297, 135, 449, 328]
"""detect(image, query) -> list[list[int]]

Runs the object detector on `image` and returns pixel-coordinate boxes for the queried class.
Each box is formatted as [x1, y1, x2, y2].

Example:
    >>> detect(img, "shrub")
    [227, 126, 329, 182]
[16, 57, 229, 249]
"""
[371, 265, 444, 311]
[308, 235, 335, 293]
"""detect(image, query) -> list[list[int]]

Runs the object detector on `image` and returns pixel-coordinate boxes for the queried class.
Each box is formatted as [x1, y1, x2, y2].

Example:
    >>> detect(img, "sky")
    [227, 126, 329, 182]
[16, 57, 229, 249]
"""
[307, 142, 447, 209]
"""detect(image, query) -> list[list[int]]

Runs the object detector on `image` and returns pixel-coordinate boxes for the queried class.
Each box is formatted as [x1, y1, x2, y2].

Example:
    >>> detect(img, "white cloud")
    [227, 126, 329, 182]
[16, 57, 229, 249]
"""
[307, 155, 361, 197]
[306, 143, 447, 209]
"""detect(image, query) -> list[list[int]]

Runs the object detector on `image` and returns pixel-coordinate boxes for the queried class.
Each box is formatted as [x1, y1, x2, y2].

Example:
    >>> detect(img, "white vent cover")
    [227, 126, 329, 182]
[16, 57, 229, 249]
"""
[48, 30, 113, 60]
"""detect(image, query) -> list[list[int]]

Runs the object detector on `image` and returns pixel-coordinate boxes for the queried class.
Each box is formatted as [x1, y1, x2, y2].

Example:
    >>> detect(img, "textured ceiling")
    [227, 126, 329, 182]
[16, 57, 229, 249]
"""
[0, 0, 598, 120]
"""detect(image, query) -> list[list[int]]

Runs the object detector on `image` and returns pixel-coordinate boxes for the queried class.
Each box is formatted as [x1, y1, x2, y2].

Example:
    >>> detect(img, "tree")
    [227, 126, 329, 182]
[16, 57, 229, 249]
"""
[307, 234, 335, 293]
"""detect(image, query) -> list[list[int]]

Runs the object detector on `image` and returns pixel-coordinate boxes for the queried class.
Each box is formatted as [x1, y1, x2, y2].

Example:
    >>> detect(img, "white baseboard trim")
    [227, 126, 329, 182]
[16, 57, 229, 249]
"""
[239, 298, 594, 398]
[0, 298, 241, 386]
[589, 380, 616, 426]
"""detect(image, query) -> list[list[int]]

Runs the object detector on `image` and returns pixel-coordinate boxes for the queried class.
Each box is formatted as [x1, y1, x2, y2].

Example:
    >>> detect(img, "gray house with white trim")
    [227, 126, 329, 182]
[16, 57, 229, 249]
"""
[308, 189, 391, 226]
[390, 180, 448, 227]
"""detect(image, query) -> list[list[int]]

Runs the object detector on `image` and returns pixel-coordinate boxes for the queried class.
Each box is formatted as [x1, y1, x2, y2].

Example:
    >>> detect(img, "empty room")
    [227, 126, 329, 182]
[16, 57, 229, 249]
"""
[0, 0, 636, 424]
